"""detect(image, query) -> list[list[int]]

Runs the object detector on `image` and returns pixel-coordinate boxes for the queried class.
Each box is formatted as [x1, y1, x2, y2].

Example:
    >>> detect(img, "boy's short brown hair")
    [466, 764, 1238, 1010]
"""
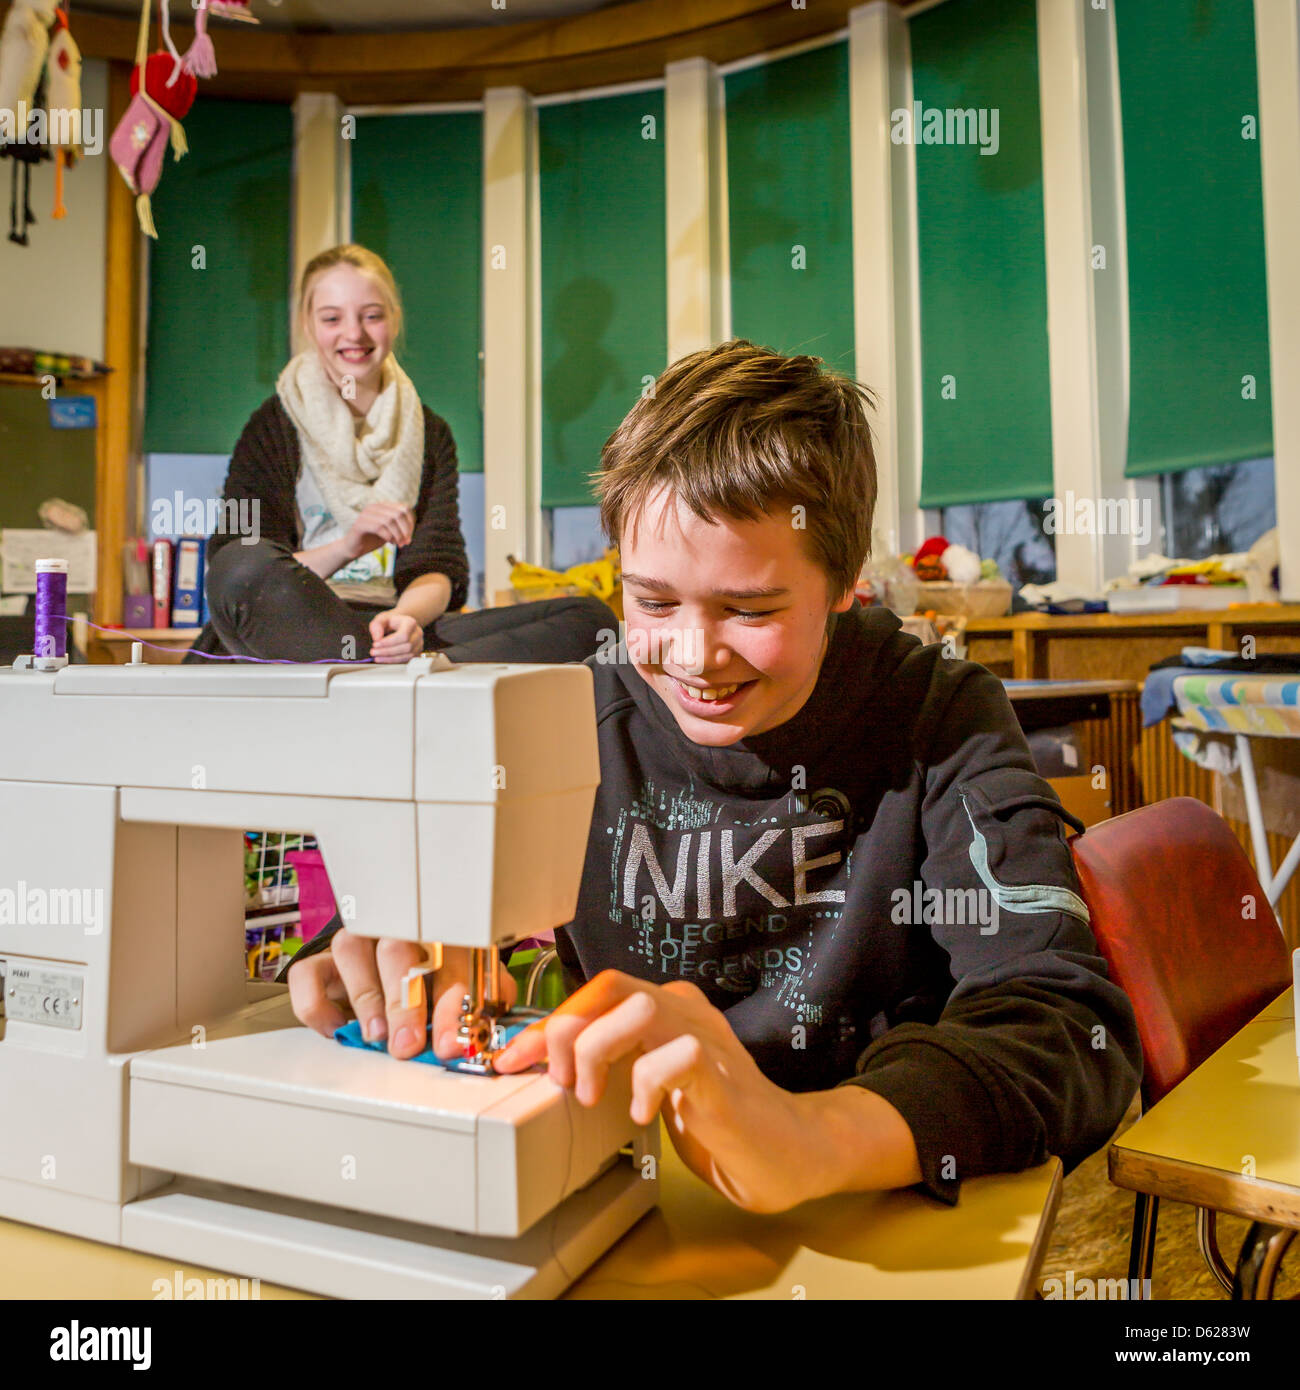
[595, 339, 877, 598]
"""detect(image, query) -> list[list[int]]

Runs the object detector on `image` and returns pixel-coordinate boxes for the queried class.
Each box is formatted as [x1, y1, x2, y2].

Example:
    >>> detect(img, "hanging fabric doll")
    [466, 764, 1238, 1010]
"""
[0, 0, 58, 244]
[44, 7, 82, 220]
[180, 0, 258, 80]
[0, 0, 57, 124]
[109, 0, 196, 239]
[182, 0, 217, 80]
[210, 1, 259, 22]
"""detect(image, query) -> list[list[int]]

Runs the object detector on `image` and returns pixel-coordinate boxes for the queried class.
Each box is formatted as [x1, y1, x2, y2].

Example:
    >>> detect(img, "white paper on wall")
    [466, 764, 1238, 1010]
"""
[1, 529, 98, 593]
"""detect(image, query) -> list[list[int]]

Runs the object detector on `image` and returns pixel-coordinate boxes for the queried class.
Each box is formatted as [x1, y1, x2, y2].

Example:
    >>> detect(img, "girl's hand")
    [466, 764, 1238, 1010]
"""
[345, 502, 414, 560]
[369, 609, 423, 662]
[493, 970, 817, 1214]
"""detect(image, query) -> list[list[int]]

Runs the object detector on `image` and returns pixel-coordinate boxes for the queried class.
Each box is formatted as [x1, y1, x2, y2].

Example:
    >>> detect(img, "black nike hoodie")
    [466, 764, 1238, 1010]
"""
[555, 603, 1142, 1204]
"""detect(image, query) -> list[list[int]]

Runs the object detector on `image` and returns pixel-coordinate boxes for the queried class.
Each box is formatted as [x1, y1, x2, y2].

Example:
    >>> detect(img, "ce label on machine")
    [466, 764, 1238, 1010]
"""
[0, 960, 84, 1029]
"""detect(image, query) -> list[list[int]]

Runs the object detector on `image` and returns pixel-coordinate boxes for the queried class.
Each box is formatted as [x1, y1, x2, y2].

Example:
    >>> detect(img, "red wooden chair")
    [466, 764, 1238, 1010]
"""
[1070, 797, 1293, 1296]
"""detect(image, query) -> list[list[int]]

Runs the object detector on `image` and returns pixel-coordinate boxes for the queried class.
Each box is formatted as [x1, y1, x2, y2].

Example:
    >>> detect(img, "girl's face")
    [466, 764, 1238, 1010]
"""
[306, 264, 395, 397]
[619, 485, 856, 747]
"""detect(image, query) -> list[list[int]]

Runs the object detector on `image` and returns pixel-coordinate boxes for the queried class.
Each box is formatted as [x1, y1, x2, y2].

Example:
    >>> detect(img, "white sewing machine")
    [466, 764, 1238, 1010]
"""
[0, 657, 657, 1298]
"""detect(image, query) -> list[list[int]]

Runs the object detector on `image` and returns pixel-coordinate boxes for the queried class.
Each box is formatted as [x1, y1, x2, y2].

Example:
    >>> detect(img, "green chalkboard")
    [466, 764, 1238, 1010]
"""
[539, 89, 667, 509]
[143, 99, 293, 456]
[911, 0, 1053, 508]
[352, 111, 484, 473]
[1116, 0, 1272, 477]
[725, 40, 854, 377]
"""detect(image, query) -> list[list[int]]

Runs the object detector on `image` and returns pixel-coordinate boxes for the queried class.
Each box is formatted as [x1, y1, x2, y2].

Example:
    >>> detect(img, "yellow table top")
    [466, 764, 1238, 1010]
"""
[568, 1138, 1062, 1300]
[1250, 985, 1294, 1022]
[0, 1125, 1062, 1301]
[1110, 989, 1300, 1225]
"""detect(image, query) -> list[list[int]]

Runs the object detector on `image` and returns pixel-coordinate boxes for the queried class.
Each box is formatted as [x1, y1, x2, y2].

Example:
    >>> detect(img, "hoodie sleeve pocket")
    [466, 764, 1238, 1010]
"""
[954, 767, 1090, 924]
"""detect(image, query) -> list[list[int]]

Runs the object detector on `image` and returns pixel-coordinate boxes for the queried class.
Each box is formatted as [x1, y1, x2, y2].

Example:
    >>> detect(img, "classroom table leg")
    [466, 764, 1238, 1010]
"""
[1128, 1191, 1159, 1294]
[1195, 1207, 1234, 1294]
[1231, 1221, 1297, 1300]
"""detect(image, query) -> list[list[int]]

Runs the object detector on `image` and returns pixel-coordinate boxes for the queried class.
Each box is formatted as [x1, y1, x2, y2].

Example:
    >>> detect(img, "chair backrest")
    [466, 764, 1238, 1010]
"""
[1070, 797, 1292, 1109]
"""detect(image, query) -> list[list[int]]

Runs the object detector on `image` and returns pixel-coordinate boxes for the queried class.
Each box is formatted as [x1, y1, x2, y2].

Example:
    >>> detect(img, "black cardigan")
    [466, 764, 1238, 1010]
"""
[188, 395, 470, 656]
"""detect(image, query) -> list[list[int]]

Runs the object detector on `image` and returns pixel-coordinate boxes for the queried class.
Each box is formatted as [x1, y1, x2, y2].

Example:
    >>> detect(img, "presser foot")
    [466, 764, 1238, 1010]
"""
[455, 994, 508, 1073]
[453, 1000, 551, 1075]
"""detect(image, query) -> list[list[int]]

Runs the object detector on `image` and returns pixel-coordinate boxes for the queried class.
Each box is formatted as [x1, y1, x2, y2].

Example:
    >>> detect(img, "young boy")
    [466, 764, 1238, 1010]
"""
[288, 340, 1142, 1213]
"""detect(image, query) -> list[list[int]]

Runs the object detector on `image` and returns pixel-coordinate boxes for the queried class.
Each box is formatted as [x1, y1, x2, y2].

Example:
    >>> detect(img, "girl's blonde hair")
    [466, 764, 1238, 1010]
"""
[296, 244, 404, 350]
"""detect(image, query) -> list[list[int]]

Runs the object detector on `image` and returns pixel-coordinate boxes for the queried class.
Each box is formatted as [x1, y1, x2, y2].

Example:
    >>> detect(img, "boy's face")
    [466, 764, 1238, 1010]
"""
[619, 486, 856, 747]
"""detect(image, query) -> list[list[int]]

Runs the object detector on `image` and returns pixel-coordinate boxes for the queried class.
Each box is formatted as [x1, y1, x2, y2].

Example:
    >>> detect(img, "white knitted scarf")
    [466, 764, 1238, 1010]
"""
[276, 350, 424, 534]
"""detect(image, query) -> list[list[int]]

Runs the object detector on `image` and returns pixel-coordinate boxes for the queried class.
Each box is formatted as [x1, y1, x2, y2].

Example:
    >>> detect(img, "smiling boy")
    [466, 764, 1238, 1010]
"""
[289, 339, 1142, 1213]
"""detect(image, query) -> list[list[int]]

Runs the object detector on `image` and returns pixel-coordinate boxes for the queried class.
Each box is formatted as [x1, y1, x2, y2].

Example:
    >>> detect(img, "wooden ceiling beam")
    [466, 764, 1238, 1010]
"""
[9, 0, 919, 101]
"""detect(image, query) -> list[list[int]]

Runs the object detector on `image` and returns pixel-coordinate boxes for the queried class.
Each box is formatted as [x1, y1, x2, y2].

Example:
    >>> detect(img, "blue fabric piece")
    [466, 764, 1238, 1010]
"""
[333, 1018, 534, 1070]
[1141, 665, 1200, 727]
[1142, 646, 1250, 725]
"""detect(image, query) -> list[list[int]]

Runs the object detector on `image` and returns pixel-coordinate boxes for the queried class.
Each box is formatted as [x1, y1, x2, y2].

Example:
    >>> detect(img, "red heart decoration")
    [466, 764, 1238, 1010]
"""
[130, 52, 198, 121]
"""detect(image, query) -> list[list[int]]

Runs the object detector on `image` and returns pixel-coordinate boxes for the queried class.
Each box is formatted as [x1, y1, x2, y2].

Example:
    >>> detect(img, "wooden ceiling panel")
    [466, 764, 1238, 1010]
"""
[2, 0, 925, 102]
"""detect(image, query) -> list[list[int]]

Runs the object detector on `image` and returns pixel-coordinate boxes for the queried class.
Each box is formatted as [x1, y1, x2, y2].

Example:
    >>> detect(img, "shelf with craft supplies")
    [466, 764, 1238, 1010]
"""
[243, 832, 316, 983]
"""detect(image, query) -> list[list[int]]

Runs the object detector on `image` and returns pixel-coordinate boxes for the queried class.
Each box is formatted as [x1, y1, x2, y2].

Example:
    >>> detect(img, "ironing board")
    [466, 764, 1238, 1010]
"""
[1171, 673, 1300, 907]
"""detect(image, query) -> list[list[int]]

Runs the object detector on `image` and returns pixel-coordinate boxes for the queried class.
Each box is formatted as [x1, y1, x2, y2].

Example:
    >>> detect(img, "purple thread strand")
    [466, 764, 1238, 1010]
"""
[35, 570, 68, 660]
[60, 617, 373, 665]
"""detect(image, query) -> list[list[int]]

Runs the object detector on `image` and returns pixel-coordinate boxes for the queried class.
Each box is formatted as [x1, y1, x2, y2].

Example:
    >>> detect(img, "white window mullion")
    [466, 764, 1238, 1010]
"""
[850, 1, 924, 558]
[1253, 0, 1300, 601]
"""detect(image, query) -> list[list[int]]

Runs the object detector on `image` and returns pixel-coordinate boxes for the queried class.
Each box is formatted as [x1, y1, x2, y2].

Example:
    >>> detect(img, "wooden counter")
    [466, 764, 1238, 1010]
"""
[965, 606, 1300, 949]
[965, 604, 1300, 683]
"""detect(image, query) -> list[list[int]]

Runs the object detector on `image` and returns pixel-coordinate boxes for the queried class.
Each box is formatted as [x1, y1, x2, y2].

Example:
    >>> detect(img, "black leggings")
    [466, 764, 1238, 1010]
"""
[185, 539, 615, 665]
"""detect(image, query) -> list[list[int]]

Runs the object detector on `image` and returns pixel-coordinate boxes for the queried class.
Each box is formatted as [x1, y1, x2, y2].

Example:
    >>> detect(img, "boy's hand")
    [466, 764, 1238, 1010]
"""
[287, 929, 517, 1060]
[492, 970, 817, 1214]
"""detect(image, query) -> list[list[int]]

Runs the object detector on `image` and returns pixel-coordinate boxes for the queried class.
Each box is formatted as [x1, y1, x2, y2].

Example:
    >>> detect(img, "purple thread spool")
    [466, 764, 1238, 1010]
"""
[34, 558, 69, 669]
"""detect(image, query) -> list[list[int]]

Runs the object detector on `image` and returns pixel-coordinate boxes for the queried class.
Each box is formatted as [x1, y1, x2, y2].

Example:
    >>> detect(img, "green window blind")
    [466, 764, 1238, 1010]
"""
[352, 111, 484, 473]
[911, 0, 1052, 508]
[1116, 0, 1271, 478]
[143, 99, 292, 455]
[539, 89, 667, 509]
[725, 40, 853, 376]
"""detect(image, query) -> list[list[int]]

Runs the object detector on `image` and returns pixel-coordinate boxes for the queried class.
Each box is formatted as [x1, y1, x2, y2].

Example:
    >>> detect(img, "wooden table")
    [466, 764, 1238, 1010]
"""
[1003, 679, 1141, 826]
[568, 1138, 1061, 1300]
[966, 605, 1300, 683]
[1109, 987, 1298, 1298]
[1003, 678, 1139, 733]
[88, 627, 198, 664]
[0, 1124, 1062, 1301]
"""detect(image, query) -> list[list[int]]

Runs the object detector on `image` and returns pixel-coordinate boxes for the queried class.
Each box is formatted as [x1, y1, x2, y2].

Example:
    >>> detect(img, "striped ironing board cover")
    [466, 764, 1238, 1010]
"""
[1172, 674, 1300, 738]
